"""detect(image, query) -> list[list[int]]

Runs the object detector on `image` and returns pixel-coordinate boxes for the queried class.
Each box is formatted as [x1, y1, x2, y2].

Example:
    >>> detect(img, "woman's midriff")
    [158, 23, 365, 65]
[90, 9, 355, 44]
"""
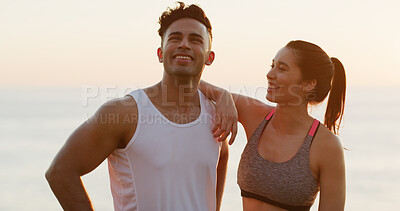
[242, 197, 288, 211]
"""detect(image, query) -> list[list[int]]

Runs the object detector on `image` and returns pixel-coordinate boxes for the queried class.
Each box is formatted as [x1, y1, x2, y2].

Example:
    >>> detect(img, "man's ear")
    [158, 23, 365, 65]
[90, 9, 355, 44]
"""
[157, 48, 163, 63]
[205, 51, 215, 66]
[302, 79, 317, 92]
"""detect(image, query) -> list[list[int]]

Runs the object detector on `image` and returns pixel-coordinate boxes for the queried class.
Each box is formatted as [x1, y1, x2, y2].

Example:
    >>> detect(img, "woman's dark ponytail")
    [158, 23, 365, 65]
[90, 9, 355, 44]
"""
[286, 41, 347, 134]
[325, 57, 346, 134]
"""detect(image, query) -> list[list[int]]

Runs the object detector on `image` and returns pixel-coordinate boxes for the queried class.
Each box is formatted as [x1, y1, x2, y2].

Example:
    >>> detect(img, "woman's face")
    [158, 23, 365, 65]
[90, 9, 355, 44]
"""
[266, 47, 308, 106]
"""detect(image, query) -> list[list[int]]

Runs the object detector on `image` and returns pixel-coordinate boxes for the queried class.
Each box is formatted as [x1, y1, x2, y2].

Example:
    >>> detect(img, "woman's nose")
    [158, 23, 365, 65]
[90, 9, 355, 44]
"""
[266, 68, 275, 80]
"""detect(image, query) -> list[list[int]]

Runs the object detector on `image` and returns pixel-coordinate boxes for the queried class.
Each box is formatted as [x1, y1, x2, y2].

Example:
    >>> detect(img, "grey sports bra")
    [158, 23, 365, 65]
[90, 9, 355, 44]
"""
[237, 108, 320, 211]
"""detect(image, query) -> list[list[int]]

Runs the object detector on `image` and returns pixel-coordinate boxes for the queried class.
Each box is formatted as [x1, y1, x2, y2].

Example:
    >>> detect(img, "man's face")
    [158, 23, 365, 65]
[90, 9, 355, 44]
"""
[157, 18, 214, 78]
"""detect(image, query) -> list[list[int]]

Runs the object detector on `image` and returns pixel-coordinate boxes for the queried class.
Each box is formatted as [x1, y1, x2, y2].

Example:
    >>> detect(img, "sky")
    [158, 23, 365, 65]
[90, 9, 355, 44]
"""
[1, 0, 399, 88]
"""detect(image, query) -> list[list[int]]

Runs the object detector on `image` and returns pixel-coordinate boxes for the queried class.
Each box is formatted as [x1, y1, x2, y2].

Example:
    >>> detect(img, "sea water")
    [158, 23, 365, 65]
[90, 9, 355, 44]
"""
[0, 85, 399, 210]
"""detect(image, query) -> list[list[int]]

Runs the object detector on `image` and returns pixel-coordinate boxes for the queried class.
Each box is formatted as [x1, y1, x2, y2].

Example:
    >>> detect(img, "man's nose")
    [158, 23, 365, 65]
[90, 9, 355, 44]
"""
[178, 38, 191, 50]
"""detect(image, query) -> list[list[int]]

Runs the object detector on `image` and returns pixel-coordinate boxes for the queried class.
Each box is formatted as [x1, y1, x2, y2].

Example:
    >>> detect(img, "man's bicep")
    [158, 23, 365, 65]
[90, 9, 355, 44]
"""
[49, 103, 126, 177]
[50, 122, 116, 177]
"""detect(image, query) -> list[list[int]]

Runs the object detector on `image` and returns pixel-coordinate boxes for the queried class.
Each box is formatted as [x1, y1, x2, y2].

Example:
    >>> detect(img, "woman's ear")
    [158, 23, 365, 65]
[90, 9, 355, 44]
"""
[302, 79, 317, 92]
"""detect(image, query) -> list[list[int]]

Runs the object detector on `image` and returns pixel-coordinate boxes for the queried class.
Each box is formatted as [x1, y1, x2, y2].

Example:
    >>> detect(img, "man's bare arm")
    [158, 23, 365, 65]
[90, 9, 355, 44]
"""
[45, 96, 137, 210]
[215, 139, 229, 211]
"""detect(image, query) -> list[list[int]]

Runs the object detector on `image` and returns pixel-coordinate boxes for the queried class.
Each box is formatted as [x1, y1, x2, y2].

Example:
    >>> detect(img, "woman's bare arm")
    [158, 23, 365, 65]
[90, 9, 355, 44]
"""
[199, 80, 273, 144]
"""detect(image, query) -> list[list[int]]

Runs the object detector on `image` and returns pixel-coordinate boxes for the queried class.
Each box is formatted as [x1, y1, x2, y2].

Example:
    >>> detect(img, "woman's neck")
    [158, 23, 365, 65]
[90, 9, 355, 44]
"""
[270, 103, 314, 135]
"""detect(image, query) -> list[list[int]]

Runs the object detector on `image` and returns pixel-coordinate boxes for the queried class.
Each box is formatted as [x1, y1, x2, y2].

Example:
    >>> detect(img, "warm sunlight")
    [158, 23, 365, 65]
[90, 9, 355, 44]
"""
[1, 1, 399, 211]
[1, 0, 399, 87]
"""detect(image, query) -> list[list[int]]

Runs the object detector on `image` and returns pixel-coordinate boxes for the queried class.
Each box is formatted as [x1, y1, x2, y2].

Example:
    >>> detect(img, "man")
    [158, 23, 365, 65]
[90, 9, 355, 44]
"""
[45, 2, 230, 211]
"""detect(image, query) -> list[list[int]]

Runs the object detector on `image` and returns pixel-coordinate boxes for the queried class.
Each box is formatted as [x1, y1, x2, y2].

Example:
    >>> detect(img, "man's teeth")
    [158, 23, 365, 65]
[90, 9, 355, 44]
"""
[176, 56, 191, 60]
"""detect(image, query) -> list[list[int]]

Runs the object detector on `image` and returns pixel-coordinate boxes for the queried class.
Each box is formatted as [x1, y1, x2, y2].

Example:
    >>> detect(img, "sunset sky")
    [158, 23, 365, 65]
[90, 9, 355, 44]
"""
[1, 0, 399, 87]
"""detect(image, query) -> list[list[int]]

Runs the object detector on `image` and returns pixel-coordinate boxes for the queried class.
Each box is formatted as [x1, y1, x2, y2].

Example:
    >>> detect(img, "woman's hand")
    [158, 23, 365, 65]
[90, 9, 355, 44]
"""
[212, 90, 238, 145]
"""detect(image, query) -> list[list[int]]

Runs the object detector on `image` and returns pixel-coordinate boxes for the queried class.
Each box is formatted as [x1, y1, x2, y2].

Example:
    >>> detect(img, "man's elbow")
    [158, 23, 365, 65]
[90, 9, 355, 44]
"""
[45, 165, 58, 185]
[45, 164, 68, 186]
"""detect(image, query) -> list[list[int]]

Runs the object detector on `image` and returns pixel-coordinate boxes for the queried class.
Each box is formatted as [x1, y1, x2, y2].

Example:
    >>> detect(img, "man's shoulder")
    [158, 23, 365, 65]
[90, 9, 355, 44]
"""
[198, 89, 217, 113]
[96, 95, 139, 121]
[90, 95, 139, 147]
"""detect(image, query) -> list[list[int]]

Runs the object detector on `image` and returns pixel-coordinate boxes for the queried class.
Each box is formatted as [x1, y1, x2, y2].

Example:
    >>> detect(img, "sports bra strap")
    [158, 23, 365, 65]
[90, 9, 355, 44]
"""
[264, 109, 319, 137]
[265, 108, 276, 120]
[308, 119, 320, 136]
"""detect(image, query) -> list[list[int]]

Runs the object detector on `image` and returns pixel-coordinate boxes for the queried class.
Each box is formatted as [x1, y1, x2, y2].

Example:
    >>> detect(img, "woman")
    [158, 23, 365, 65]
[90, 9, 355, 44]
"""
[200, 40, 346, 210]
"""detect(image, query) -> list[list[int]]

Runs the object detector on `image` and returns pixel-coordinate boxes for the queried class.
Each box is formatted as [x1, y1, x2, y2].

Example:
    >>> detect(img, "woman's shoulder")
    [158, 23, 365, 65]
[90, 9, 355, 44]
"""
[255, 104, 275, 118]
[313, 124, 343, 151]
[239, 104, 275, 140]
[233, 93, 274, 122]
[312, 124, 345, 166]
[242, 103, 275, 124]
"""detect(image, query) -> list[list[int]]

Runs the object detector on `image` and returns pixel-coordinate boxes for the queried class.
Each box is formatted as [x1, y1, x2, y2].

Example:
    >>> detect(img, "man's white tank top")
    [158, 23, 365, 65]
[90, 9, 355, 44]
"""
[107, 89, 221, 211]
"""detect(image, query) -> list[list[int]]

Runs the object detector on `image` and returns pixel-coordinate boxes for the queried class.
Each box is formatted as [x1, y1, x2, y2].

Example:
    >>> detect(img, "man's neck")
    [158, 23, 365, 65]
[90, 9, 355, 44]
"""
[144, 78, 202, 124]
[157, 71, 201, 104]
[145, 76, 201, 109]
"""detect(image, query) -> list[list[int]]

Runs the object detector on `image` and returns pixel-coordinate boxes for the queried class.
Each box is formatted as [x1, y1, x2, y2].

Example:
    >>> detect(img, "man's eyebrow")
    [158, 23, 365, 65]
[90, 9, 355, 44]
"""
[189, 33, 204, 39]
[168, 31, 183, 37]
[168, 31, 204, 39]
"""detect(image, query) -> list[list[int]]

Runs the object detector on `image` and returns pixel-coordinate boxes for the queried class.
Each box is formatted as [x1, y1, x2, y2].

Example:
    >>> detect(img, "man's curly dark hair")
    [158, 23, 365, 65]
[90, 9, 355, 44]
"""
[158, 2, 212, 42]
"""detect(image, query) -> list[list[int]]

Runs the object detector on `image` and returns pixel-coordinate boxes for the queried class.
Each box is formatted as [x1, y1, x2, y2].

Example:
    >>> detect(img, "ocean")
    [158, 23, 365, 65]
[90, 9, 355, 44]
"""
[0, 85, 399, 210]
